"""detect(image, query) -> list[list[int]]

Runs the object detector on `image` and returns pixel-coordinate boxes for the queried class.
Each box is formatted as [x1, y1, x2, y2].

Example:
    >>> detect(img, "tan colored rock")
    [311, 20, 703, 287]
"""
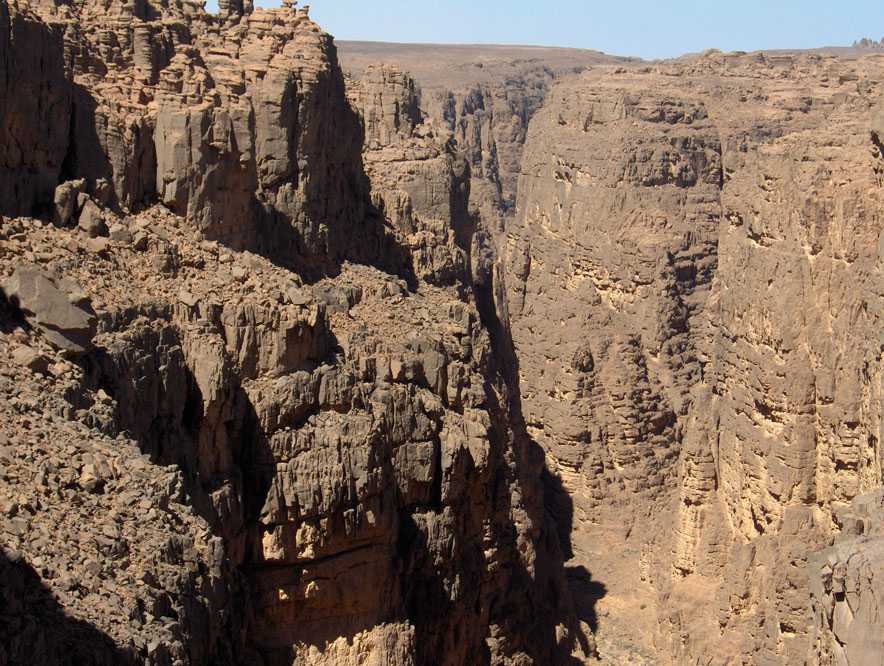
[11, 345, 50, 373]
[871, 98, 884, 144]
[338, 42, 632, 224]
[3, 2, 881, 665]
[0, 99, 583, 666]
[77, 199, 107, 238]
[52, 179, 86, 227]
[504, 51, 884, 664]
[808, 492, 884, 666]
[349, 64, 470, 285]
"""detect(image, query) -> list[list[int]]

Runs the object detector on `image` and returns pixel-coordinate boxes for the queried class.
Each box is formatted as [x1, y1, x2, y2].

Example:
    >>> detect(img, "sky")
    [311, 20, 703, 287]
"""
[234, 0, 884, 60]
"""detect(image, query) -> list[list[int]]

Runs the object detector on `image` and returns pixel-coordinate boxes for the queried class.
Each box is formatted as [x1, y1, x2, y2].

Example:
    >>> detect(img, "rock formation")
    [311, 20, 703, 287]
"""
[0, 0, 70, 216]
[1, 1, 883, 665]
[338, 42, 634, 225]
[0, 1, 587, 664]
[808, 490, 884, 666]
[503, 51, 884, 663]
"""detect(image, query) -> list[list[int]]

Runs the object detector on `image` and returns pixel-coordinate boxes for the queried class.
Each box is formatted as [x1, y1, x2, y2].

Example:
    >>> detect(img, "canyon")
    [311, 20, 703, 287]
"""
[0, 1, 882, 665]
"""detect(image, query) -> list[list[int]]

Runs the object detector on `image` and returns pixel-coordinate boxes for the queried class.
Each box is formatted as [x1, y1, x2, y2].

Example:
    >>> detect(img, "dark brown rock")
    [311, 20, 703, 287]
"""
[0, 0, 71, 217]
[3, 265, 96, 354]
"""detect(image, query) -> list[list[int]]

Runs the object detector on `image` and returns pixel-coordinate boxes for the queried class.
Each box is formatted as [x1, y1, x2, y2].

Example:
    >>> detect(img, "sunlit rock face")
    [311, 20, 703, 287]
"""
[1, 2, 883, 665]
[504, 53, 883, 664]
[0, 1, 588, 664]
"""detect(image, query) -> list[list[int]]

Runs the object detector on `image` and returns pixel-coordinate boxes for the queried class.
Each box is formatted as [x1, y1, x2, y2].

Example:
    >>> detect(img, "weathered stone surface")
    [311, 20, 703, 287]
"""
[348, 64, 470, 285]
[0, 0, 70, 217]
[52, 179, 86, 227]
[0, 201, 588, 664]
[808, 491, 884, 666]
[2, 3, 882, 665]
[77, 199, 107, 238]
[11, 344, 50, 373]
[338, 42, 633, 224]
[503, 51, 884, 664]
[3, 264, 96, 353]
[0, 4, 587, 662]
[872, 105, 884, 140]
[151, 6, 374, 264]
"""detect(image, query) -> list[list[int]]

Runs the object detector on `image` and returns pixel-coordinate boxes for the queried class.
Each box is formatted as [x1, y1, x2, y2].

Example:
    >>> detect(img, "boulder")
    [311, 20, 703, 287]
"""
[3, 265, 97, 354]
[52, 179, 86, 227]
[108, 222, 132, 244]
[77, 199, 108, 238]
[93, 178, 114, 207]
[11, 345, 50, 374]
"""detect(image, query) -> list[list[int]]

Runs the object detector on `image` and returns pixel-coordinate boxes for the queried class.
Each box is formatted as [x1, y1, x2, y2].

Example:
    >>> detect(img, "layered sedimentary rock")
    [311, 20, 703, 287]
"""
[338, 42, 633, 224]
[3, 0, 884, 663]
[660, 53, 883, 666]
[505, 51, 884, 663]
[347, 64, 471, 285]
[0, 1, 588, 664]
[506, 83, 721, 511]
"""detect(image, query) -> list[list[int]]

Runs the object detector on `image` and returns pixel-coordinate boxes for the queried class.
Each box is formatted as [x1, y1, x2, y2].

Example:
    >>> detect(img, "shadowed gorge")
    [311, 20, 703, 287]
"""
[0, 1, 882, 665]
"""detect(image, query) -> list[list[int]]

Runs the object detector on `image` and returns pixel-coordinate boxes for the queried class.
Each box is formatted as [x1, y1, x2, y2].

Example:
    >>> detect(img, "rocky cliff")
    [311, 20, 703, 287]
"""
[338, 42, 633, 224]
[0, 1, 588, 664]
[504, 51, 884, 663]
[2, 1, 883, 665]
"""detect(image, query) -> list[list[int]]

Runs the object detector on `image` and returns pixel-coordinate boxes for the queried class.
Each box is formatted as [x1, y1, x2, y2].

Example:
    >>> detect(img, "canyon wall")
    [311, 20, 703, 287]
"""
[1, 1, 883, 664]
[504, 51, 884, 663]
[337, 42, 633, 224]
[0, 1, 588, 664]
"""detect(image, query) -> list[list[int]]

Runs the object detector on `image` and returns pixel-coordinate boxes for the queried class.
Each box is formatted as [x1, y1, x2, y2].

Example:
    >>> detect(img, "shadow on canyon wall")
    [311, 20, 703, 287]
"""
[473, 249, 607, 662]
[565, 566, 607, 635]
[543, 467, 607, 636]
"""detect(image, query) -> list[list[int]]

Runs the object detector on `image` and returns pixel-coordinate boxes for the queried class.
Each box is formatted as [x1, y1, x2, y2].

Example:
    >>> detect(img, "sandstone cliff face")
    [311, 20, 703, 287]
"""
[347, 64, 471, 286]
[338, 43, 632, 225]
[507, 83, 721, 513]
[151, 7, 371, 263]
[3, 2, 884, 664]
[425, 70, 553, 221]
[0, 1, 588, 665]
[0, 210, 584, 664]
[505, 52, 884, 663]
[13, 0, 380, 267]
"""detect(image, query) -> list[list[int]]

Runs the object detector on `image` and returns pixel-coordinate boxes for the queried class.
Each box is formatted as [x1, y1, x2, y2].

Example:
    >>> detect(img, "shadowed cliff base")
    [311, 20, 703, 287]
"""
[471, 241, 601, 663]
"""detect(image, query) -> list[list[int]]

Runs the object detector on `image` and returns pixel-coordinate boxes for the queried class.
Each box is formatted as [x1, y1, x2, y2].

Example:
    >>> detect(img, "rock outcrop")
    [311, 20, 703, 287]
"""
[0, 0, 70, 216]
[504, 51, 884, 663]
[2, 2, 883, 665]
[0, 1, 586, 664]
[808, 491, 884, 666]
[4, 264, 97, 353]
[338, 42, 634, 225]
[348, 64, 471, 285]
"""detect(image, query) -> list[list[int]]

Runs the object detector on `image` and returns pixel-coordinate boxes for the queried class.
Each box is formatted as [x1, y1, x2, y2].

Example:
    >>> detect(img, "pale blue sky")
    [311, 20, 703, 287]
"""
[234, 0, 883, 59]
